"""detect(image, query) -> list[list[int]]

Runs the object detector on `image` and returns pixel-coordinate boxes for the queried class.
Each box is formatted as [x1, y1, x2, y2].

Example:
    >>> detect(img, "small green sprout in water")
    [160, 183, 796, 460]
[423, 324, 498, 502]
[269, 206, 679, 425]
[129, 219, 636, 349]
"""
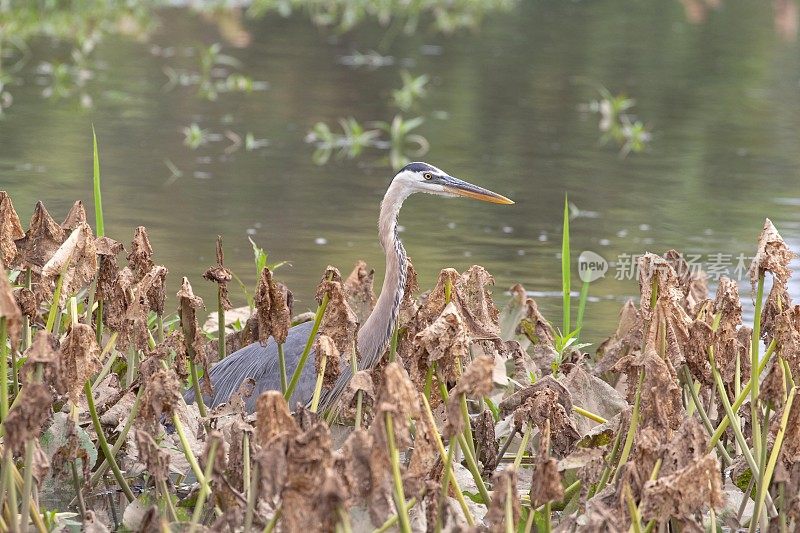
[583, 84, 652, 157]
[182, 123, 210, 149]
[392, 71, 429, 111]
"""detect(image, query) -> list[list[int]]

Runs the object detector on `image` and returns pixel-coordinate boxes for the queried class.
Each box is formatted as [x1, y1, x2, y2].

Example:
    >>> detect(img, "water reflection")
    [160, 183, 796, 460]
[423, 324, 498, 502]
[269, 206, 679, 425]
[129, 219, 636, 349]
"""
[0, 0, 798, 345]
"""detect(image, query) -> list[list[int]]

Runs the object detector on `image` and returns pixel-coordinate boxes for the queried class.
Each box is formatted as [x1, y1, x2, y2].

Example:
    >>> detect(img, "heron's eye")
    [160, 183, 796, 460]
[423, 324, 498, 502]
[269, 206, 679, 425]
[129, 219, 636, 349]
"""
[423, 172, 433, 180]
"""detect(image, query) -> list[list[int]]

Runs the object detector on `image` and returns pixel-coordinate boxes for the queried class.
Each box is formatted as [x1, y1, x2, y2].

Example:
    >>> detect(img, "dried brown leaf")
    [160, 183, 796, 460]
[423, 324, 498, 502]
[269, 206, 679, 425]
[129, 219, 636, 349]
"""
[128, 226, 154, 280]
[177, 277, 211, 393]
[0, 260, 23, 346]
[530, 420, 564, 507]
[0, 191, 25, 265]
[134, 429, 170, 483]
[203, 236, 232, 311]
[315, 334, 341, 389]
[485, 467, 520, 532]
[640, 454, 724, 522]
[254, 267, 292, 345]
[415, 302, 470, 383]
[60, 322, 102, 402]
[41, 222, 97, 305]
[344, 260, 376, 324]
[12, 201, 65, 273]
[613, 346, 682, 434]
[316, 269, 358, 357]
[61, 200, 87, 230]
[255, 390, 298, 446]
[4, 382, 52, 455]
[748, 218, 796, 289]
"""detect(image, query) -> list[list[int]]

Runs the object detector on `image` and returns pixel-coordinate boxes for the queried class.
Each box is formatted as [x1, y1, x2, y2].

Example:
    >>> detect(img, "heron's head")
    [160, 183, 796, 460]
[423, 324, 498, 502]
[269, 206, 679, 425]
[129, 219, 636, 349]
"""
[392, 162, 514, 205]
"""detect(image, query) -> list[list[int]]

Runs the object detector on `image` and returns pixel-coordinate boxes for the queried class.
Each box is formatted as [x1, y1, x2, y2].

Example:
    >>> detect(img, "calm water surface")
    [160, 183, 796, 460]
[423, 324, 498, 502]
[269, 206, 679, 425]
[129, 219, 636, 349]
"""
[1, 0, 799, 343]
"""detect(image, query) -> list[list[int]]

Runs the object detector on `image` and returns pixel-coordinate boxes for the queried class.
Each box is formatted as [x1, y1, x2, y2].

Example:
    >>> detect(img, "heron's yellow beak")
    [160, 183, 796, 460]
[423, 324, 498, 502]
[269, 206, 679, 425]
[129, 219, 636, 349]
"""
[441, 176, 515, 205]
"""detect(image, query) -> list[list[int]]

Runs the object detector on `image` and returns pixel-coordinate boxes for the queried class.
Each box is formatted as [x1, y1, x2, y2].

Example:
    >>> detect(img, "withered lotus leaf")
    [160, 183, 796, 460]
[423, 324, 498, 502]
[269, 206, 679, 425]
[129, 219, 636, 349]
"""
[748, 218, 795, 290]
[255, 391, 298, 446]
[344, 260, 376, 324]
[61, 200, 87, 231]
[529, 420, 564, 507]
[177, 277, 211, 393]
[128, 226, 154, 280]
[315, 334, 341, 389]
[640, 454, 724, 523]
[203, 236, 233, 311]
[444, 354, 494, 438]
[134, 429, 170, 483]
[0, 191, 25, 265]
[139, 366, 182, 430]
[41, 222, 97, 305]
[61, 322, 102, 402]
[415, 302, 470, 383]
[4, 382, 53, 455]
[13, 201, 65, 273]
[613, 346, 683, 435]
[315, 268, 358, 357]
[255, 267, 292, 345]
[0, 260, 23, 346]
[485, 467, 520, 532]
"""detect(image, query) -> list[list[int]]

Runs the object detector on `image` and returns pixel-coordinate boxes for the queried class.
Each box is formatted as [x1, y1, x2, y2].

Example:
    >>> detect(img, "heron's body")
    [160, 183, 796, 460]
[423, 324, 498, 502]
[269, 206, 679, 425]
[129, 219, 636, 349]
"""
[185, 162, 512, 413]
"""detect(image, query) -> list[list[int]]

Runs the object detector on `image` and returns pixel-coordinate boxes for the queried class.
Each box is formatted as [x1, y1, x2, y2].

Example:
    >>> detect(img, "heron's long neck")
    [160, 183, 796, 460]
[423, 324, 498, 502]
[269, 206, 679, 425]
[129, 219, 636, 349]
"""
[356, 181, 409, 367]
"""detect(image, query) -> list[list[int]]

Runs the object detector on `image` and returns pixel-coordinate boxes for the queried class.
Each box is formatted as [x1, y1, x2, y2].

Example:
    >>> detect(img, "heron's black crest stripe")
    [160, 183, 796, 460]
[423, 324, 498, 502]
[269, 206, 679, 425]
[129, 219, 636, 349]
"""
[399, 162, 437, 174]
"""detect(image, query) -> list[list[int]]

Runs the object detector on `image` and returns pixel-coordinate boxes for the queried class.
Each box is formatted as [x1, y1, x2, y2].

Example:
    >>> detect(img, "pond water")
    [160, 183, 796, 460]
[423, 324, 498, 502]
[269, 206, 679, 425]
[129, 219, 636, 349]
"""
[1, 0, 798, 344]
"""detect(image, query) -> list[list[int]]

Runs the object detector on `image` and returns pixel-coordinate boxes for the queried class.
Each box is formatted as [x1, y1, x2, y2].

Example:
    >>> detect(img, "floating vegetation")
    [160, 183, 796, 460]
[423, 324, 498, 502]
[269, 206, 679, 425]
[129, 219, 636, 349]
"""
[307, 72, 430, 168]
[391, 71, 429, 111]
[582, 84, 652, 157]
[306, 115, 428, 168]
[1, 139, 799, 530]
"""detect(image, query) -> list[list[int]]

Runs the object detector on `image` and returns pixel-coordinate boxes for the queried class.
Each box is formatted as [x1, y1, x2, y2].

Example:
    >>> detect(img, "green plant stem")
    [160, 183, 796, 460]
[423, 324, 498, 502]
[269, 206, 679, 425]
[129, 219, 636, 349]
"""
[285, 291, 330, 401]
[680, 367, 733, 464]
[505, 475, 514, 533]
[385, 412, 412, 533]
[420, 393, 474, 525]
[45, 272, 65, 333]
[245, 461, 259, 532]
[708, 339, 775, 450]
[172, 411, 209, 498]
[4, 449, 18, 533]
[84, 380, 135, 502]
[190, 439, 218, 531]
[435, 440, 457, 533]
[217, 288, 226, 360]
[750, 274, 765, 481]
[263, 506, 281, 533]
[89, 387, 143, 488]
[437, 379, 490, 504]
[0, 318, 8, 422]
[710, 352, 776, 516]
[751, 386, 797, 531]
[388, 324, 399, 363]
[277, 344, 287, 393]
[159, 478, 178, 523]
[189, 360, 209, 418]
[514, 424, 532, 470]
[624, 483, 642, 533]
[374, 498, 418, 533]
[70, 462, 87, 517]
[573, 405, 606, 424]
[614, 369, 644, 483]
[90, 332, 119, 390]
[310, 349, 327, 412]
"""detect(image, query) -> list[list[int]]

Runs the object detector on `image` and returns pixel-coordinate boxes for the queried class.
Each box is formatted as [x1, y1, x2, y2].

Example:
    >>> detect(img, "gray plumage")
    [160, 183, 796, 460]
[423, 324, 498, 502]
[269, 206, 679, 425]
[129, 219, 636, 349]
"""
[184, 162, 513, 413]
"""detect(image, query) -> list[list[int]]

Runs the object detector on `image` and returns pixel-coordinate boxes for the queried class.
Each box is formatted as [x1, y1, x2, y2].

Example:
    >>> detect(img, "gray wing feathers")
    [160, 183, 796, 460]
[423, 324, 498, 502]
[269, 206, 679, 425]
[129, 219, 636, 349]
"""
[183, 321, 318, 412]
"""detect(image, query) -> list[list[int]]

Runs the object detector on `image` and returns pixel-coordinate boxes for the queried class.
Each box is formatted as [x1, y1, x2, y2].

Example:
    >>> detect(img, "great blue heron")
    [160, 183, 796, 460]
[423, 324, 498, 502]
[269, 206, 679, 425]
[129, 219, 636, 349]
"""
[185, 162, 513, 413]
